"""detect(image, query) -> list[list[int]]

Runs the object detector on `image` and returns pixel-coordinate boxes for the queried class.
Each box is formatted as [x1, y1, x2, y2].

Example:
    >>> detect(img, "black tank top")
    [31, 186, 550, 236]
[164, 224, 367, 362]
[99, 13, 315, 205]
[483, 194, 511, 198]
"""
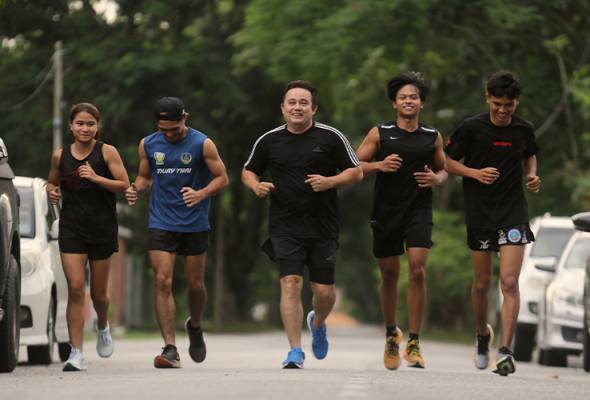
[59, 141, 118, 243]
[371, 122, 437, 234]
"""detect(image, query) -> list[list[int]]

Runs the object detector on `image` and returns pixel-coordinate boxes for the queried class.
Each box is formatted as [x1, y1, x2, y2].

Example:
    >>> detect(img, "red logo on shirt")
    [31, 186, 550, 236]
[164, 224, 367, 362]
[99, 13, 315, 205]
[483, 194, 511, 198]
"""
[494, 141, 512, 147]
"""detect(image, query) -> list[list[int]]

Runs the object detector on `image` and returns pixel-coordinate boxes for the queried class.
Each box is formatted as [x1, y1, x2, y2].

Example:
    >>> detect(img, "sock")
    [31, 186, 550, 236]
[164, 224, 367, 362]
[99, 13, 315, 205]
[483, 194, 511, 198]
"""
[498, 346, 512, 355]
[386, 325, 398, 337]
[409, 332, 419, 341]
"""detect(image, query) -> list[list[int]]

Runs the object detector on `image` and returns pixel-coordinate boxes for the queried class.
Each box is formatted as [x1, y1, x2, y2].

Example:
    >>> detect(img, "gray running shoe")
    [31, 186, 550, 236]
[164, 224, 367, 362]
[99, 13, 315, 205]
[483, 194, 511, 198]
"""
[474, 323, 494, 369]
[96, 324, 114, 358]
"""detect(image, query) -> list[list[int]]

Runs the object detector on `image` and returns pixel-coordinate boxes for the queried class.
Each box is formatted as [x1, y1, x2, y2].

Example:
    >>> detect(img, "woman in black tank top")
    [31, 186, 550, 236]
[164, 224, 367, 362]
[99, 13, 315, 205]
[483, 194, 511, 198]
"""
[46, 103, 130, 372]
[356, 73, 447, 370]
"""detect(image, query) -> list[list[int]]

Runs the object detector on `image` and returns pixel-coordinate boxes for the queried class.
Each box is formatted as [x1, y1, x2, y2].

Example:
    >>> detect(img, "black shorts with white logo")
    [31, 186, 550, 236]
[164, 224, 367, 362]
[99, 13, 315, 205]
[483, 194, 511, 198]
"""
[372, 222, 433, 258]
[467, 224, 535, 252]
[261, 237, 337, 284]
[148, 229, 209, 255]
[59, 237, 118, 261]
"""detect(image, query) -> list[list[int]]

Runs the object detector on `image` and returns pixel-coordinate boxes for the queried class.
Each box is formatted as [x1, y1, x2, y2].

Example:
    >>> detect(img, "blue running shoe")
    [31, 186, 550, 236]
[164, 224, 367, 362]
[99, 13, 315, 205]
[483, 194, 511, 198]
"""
[282, 347, 305, 369]
[307, 310, 328, 359]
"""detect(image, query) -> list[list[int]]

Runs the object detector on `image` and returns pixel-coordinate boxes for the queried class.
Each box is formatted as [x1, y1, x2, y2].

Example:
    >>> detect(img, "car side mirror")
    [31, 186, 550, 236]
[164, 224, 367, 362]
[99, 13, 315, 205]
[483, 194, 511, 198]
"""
[572, 212, 590, 232]
[49, 219, 59, 241]
[0, 138, 8, 164]
[534, 256, 558, 273]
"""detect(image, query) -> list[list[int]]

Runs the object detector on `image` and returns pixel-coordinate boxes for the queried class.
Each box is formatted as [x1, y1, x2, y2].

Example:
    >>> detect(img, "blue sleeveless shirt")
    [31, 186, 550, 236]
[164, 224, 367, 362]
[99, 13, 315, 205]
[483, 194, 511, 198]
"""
[144, 128, 212, 232]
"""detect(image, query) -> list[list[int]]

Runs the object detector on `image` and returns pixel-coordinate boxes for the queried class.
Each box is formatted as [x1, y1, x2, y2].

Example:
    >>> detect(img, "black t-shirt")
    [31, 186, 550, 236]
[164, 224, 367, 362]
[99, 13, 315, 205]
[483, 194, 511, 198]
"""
[59, 141, 118, 243]
[445, 113, 539, 229]
[372, 122, 438, 234]
[244, 122, 360, 239]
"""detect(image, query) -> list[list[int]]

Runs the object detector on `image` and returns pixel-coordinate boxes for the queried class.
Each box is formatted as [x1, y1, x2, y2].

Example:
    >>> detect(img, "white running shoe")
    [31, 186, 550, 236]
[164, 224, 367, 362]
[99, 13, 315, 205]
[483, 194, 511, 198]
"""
[474, 323, 494, 369]
[63, 347, 87, 372]
[97, 324, 114, 358]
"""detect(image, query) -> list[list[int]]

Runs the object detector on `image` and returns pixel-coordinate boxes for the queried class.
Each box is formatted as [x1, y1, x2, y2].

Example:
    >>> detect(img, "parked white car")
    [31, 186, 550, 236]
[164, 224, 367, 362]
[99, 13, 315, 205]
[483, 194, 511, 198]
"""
[536, 231, 590, 367]
[507, 215, 574, 361]
[571, 211, 590, 372]
[15, 176, 69, 364]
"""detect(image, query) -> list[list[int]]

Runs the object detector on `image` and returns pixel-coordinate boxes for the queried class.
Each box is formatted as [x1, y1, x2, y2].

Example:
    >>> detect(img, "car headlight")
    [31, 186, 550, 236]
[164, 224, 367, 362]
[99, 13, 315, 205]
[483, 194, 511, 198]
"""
[20, 252, 38, 277]
[552, 289, 583, 308]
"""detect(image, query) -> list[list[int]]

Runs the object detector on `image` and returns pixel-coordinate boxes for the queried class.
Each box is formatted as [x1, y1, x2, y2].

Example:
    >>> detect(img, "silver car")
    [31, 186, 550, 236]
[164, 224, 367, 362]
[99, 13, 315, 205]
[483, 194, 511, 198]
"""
[572, 211, 590, 372]
[536, 231, 589, 367]
[509, 215, 574, 361]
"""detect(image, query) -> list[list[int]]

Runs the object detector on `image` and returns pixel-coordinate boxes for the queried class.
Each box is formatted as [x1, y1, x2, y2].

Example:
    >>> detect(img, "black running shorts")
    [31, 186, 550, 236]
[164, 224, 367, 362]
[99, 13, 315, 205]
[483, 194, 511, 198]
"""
[372, 222, 433, 258]
[467, 224, 535, 252]
[148, 229, 209, 256]
[59, 237, 118, 261]
[262, 237, 337, 284]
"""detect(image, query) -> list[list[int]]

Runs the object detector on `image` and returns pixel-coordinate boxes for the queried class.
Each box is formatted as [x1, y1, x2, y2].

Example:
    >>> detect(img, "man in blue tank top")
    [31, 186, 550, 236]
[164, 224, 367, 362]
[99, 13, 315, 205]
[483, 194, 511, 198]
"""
[125, 97, 229, 368]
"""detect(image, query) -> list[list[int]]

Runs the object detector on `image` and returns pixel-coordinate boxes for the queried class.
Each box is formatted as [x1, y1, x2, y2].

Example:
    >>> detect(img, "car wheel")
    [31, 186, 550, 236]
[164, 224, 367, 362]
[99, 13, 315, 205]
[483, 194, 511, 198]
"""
[540, 348, 568, 367]
[0, 256, 21, 373]
[513, 323, 535, 362]
[584, 306, 590, 372]
[27, 296, 55, 365]
[58, 342, 71, 361]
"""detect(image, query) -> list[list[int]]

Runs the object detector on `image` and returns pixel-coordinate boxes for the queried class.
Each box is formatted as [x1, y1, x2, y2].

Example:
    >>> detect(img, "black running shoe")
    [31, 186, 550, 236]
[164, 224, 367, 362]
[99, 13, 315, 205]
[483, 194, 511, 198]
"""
[154, 344, 181, 368]
[492, 348, 515, 376]
[185, 317, 207, 363]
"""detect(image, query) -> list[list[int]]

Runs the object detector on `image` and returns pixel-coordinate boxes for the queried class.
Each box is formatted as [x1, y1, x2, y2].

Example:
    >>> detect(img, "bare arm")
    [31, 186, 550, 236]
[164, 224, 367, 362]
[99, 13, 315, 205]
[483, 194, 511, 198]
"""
[46, 149, 62, 204]
[304, 165, 363, 192]
[241, 168, 275, 198]
[445, 155, 500, 185]
[77, 144, 130, 193]
[356, 126, 402, 176]
[413, 132, 448, 187]
[180, 139, 230, 207]
[524, 154, 541, 193]
[125, 139, 152, 206]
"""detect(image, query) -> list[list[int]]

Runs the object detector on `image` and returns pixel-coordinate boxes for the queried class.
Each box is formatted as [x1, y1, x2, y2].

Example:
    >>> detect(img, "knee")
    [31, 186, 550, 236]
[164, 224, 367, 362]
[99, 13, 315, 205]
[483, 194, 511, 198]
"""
[380, 267, 400, 284]
[313, 285, 335, 301]
[281, 276, 303, 298]
[472, 278, 491, 295]
[500, 276, 519, 296]
[154, 273, 173, 294]
[68, 283, 86, 303]
[90, 291, 109, 306]
[408, 265, 426, 285]
[187, 276, 205, 292]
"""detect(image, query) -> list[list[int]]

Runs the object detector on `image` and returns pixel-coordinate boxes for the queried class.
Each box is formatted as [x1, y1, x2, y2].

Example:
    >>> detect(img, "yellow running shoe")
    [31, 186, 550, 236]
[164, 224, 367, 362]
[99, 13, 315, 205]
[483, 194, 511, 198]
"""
[383, 327, 403, 370]
[403, 338, 425, 368]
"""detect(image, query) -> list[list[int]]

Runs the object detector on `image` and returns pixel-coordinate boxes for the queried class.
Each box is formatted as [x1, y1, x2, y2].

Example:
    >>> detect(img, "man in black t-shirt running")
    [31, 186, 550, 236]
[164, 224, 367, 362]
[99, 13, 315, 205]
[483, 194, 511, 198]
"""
[445, 71, 541, 376]
[242, 80, 363, 369]
[357, 72, 447, 370]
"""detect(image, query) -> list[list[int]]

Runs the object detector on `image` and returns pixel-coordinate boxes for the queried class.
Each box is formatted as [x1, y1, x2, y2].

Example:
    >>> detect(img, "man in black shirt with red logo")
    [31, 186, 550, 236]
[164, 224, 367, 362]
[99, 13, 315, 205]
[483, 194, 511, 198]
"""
[242, 80, 362, 369]
[445, 71, 541, 376]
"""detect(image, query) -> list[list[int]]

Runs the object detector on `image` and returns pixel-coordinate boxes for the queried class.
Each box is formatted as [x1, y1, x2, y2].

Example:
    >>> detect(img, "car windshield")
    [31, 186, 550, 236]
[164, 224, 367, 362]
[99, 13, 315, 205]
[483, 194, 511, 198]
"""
[563, 237, 590, 269]
[530, 227, 574, 258]
[16, 186, 34, 238]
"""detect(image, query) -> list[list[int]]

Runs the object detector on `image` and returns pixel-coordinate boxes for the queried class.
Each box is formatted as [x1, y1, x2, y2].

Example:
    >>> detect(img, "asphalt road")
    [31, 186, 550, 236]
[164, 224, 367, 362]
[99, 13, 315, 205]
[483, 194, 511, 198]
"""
[2, 326, 589, 400]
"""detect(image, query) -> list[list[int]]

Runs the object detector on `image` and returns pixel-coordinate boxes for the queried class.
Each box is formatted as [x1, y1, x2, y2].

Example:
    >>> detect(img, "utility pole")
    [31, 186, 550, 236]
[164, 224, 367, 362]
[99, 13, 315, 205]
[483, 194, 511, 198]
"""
[52, 41, 63, 151]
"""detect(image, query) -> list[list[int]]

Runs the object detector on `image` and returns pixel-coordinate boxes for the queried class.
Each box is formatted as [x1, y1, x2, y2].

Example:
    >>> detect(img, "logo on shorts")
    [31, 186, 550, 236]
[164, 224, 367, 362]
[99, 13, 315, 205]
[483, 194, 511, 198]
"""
[507, 228, 522, 243]
[154, 152, 165, 165]
[478, 240, 490, 250]
[180, 152, 192, 164]
[498, 230, 507, 245]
